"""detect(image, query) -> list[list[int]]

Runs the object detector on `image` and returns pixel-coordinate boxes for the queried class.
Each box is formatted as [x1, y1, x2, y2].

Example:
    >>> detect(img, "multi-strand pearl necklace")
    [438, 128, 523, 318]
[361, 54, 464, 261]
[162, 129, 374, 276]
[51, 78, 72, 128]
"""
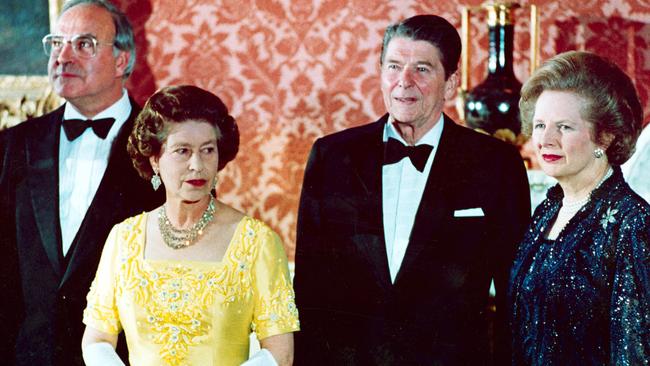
[559, 195, 591, 216]
[158, 195, 216, 250]
[548, 167, 613, 239]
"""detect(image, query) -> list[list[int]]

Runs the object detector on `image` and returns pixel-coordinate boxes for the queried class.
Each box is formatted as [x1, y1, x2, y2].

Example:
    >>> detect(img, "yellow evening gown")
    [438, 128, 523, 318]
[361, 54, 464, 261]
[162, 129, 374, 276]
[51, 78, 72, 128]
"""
[83, 213, 300, 366]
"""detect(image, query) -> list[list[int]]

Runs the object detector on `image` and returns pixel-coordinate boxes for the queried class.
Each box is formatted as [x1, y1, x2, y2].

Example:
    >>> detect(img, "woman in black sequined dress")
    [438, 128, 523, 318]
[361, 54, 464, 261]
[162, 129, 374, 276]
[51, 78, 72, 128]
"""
[510, 51, 649, 365]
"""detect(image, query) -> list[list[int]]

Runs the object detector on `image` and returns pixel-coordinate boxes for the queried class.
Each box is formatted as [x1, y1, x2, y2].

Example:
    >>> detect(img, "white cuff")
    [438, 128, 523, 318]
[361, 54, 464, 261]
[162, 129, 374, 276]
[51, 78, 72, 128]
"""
[82, 342, 126, 366]
[241, 348, 278, 366]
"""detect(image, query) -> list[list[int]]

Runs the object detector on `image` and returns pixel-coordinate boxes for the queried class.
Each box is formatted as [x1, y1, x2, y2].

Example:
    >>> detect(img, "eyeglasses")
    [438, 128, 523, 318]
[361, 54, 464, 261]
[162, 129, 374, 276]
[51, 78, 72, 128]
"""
[42, 34, 115, 58]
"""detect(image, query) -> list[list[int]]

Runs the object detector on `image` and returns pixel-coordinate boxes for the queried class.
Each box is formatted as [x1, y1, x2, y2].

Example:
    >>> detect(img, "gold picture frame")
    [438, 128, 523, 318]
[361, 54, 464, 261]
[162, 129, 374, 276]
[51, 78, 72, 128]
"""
[0, 0, 64, 130]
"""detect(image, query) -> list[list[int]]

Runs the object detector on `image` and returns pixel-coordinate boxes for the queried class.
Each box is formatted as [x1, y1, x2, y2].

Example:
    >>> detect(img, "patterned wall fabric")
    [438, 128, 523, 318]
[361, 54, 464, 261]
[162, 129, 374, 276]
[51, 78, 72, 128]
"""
[113, 0, 650, 259]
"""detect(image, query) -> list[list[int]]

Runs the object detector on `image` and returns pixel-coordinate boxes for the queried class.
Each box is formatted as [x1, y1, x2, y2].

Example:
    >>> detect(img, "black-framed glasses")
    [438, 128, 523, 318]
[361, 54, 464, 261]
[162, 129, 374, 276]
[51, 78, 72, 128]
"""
[42, 34, 115, 58]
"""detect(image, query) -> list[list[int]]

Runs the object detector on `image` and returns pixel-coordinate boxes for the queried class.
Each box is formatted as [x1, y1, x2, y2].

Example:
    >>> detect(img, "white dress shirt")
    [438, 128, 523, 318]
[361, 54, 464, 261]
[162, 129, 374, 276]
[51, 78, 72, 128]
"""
[59, 90, 131, 256]
[622, 124, 650, 203]
[382, 114, 444, 283]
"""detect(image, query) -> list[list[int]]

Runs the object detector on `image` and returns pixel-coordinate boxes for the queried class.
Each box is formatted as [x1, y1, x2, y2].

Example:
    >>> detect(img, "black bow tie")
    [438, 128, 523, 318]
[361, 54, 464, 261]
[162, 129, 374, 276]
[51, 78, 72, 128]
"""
[62, 118, 115, 141]
[383, 137, 433, 172]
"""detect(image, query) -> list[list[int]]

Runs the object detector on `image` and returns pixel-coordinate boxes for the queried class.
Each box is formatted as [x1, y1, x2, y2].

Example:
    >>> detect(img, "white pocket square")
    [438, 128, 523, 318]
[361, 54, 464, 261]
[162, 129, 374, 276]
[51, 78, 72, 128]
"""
[453, 207, 484, 217]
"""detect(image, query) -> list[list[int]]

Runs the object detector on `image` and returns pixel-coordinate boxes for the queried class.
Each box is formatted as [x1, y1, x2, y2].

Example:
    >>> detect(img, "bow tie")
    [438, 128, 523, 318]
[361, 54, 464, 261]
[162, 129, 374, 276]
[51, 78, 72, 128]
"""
[62, 118, 115, 141]
[383, 137, 433, 172]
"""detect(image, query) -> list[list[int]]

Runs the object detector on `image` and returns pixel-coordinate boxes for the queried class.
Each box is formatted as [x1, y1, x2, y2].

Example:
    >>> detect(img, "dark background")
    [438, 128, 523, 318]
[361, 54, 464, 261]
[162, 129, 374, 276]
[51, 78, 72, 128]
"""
[0, 0, 50, 75]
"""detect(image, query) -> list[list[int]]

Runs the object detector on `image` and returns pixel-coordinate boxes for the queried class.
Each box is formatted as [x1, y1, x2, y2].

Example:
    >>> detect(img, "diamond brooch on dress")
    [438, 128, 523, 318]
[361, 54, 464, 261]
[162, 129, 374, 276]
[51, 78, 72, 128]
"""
[600, 207, 618, 230]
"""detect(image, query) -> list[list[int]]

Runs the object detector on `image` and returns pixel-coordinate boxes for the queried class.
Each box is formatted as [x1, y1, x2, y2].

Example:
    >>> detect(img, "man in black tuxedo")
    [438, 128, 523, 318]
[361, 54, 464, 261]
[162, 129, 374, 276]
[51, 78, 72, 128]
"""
[0, 1, 162, 365]
[294, 15, 531, 365]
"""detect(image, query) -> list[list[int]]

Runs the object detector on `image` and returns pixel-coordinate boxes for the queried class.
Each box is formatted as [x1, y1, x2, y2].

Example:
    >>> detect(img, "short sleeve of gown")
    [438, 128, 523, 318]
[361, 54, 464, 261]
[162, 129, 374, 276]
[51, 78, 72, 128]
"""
[250, 224, 300, 340]
[82, 224, 123, 335]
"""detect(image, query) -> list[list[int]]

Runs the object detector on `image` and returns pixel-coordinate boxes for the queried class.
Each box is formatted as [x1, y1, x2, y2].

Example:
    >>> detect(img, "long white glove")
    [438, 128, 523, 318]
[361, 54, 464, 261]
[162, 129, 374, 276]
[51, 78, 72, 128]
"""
[82, 342, 126, 366]
[240, 348, 279, 366]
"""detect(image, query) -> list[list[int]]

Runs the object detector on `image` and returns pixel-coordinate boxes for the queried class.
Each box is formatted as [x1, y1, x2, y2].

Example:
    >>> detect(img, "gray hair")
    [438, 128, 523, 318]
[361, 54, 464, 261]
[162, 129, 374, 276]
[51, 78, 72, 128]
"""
[61, 0, 136, 78]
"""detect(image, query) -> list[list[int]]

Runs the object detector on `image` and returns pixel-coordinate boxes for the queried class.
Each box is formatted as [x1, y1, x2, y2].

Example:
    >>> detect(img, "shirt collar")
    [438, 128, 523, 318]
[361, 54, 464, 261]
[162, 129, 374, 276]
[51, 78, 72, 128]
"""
[383, 113, 445, 147]
[62, 89, 132, 140]
[63, 89, 131, 121]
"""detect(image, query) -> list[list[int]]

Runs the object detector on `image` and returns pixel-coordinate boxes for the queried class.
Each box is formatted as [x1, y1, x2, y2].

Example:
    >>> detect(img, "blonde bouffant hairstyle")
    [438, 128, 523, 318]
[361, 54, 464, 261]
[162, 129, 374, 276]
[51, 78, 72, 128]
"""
[520, 51, 643, 165]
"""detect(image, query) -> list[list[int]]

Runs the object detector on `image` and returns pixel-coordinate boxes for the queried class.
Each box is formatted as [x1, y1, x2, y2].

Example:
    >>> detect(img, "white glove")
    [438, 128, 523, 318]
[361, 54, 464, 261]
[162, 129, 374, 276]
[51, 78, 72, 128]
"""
[240, 348, 279, 366]
[82, 342, 126, 366]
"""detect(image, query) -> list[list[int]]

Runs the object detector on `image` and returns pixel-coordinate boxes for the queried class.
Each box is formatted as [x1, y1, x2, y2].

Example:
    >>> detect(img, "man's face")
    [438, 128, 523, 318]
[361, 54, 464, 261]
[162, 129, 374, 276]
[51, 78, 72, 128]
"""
[380, 37, 456, 133]
[48, 4, 128, 115]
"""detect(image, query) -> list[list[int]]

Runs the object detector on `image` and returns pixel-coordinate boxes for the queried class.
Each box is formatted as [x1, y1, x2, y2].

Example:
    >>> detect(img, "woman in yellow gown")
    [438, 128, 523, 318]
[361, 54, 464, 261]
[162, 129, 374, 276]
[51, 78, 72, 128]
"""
[81, 85, 299, 365]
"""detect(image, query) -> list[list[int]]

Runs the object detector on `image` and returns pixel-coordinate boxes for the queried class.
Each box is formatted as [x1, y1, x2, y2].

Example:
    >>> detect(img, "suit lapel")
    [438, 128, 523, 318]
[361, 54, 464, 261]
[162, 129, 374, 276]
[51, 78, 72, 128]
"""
[27, 106, 65, 276]
[394, 116, 459, 284]
[349, 116, 392, 286]
[61, 101, 140, 285]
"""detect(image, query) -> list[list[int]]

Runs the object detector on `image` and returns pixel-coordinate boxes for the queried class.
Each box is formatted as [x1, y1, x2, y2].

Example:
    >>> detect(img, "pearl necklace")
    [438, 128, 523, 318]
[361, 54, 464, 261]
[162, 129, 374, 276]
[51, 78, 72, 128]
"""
[158, 196, 216, 250]
[548, 167, 613, 240]
[556, 167, 613, 219]
[560, 195, 591, 213]
[561, 167, 613, 208]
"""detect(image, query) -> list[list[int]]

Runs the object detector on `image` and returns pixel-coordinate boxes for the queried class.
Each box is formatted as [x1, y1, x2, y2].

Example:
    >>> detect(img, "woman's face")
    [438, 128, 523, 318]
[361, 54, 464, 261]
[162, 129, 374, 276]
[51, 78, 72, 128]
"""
[531, 90, 605, 184]
[150, 120, 219, 203]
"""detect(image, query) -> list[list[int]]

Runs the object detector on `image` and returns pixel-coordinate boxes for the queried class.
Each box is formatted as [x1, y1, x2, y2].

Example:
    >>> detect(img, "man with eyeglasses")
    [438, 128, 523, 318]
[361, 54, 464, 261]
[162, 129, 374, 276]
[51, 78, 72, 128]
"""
[0, 1, 162, 365]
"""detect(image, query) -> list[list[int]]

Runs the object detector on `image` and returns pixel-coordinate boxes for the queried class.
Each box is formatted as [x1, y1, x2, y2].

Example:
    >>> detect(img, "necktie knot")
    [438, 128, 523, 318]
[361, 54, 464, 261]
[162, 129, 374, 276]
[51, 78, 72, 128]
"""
[383, 137, 433, 172]
[62, 118, 115, 141]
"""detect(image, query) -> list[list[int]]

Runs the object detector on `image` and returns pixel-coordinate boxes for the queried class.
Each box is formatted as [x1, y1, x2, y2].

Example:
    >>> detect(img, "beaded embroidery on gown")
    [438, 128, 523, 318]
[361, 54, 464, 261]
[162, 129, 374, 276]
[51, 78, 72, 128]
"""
[509, 168, 650, 366]
[83, 214, 300, 366]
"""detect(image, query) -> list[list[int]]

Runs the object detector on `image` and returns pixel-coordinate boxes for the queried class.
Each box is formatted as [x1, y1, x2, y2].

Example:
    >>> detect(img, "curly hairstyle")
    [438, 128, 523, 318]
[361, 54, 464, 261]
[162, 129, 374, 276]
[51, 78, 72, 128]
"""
[519, 51, 644, 165]
[128, 85, 239, 180]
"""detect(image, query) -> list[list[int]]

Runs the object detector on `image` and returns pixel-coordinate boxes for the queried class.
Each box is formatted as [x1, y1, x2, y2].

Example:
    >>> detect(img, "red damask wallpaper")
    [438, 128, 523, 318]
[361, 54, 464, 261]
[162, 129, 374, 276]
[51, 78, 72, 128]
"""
[111, 0, 650, 260]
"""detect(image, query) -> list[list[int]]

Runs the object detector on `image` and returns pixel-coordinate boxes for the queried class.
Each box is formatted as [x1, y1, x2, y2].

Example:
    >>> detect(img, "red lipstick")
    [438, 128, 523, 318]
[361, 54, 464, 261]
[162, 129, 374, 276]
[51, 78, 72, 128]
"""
[542, 154, 562, 162]
[186, 179, 207, 187]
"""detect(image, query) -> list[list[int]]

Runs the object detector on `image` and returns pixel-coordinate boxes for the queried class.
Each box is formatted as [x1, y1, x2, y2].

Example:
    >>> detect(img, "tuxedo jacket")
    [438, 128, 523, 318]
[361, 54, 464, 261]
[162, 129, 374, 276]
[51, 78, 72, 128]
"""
[294, 114, 531, 365]
[0, 101, 164, 366]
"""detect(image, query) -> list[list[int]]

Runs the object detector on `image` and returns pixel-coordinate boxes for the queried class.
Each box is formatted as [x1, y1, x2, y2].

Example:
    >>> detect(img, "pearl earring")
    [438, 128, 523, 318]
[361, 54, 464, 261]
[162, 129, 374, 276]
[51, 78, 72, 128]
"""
[593, 148, 605, 159]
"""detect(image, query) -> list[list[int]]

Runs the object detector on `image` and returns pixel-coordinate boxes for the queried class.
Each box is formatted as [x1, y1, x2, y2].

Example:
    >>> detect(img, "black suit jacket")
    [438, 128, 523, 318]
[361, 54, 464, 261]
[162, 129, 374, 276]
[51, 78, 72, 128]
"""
[294, 114, 531, 365]
[0, 101, 164, 366]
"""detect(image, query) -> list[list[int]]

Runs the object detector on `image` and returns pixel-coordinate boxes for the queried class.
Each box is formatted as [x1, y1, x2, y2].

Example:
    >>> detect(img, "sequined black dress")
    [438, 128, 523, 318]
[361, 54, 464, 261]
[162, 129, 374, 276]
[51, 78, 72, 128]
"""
[509, 167, 650, 365]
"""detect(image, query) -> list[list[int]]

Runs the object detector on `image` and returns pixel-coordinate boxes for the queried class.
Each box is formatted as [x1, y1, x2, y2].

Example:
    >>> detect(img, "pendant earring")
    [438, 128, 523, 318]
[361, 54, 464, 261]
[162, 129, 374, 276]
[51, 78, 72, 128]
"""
[211, 176, 219, 190]
[151, 171, 162, 191]
[594, 148, 605, 159]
